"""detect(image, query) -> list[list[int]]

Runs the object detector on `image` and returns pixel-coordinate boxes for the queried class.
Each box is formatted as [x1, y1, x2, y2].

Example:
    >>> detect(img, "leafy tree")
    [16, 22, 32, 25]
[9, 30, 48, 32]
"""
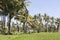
[0, 0, 27, 34]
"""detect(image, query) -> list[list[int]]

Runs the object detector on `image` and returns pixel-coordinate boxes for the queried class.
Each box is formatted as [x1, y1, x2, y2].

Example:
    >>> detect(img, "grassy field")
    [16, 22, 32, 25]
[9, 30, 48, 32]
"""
[0, 32, 60, 40]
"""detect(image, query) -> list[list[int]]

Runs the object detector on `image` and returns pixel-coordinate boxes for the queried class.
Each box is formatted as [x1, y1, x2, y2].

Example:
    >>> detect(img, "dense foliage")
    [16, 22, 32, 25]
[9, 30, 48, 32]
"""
[0, 0, 60, 35]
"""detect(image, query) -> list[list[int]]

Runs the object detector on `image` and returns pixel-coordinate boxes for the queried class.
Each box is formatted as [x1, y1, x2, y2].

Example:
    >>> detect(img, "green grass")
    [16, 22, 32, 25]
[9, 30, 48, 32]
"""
[0, 32, 60, 40]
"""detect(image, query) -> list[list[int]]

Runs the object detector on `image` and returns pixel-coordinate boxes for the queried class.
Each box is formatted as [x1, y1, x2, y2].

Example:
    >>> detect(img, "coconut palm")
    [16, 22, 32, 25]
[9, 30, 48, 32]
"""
[15, 5, 29, 33]
[50, 17, 56, 32]
[56, 18, 60, 32]
[36, 14, 43, 32]
[43, 13, 50, 32]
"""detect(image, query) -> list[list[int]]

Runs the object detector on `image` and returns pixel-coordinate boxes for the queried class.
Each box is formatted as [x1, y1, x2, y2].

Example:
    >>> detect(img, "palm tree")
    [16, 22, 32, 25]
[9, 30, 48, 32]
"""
[33, 15, 37, 23]
[23, 11, 29, 33]
[37, 13, 43, 32]
[56, 18, 60, 32]
[50, 17, 55, 32]
[16, 20, 19, 32]
[15, 3, 29, 33]
[43, 13, 50, 32]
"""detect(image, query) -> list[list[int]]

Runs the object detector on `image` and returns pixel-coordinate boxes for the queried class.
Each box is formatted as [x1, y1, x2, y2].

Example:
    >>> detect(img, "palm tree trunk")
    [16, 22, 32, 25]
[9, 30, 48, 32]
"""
[37, 26, 40, 33]
[23, 22, 25, 33]
[8, 14, 11, 34]
[47, 22, 48, 32]
[23, 22, 25, 30]
[17, 25, 19, 32]
[45, 22, 48, 32]
[1, 16, 4, 34]
[23, 22, 27, 33]
[3, 16, 5, 29]
[57, 23, 59, 32]
[3, 16, 5, 34]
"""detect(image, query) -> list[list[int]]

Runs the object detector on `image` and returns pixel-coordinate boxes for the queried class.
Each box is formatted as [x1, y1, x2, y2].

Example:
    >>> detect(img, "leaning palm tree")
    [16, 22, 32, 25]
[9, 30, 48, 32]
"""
[15, 6, 29, 33]
[27, 15, 38, 33]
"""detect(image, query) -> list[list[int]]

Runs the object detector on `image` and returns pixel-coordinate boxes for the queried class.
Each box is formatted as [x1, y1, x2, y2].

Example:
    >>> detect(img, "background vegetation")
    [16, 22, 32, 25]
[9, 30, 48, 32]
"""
[0, 0, 60, 40]
[0, 0, 60, 35]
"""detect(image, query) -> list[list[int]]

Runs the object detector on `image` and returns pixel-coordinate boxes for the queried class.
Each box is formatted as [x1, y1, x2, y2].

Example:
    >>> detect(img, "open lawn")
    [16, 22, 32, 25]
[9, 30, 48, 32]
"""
[0, 32, 60, 40]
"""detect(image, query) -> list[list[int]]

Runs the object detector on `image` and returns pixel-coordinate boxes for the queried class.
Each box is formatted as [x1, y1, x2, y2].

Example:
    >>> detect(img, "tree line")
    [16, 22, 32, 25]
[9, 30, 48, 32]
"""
[0, 0, 60, 35]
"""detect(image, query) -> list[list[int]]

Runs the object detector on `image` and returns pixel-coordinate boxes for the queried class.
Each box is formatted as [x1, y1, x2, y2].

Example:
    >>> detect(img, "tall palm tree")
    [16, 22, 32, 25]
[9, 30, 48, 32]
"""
[43, 13, 50, 32]
[56, 18, 60, 32]
[50, 17, 55, 32]
[37, 13, 43, 32]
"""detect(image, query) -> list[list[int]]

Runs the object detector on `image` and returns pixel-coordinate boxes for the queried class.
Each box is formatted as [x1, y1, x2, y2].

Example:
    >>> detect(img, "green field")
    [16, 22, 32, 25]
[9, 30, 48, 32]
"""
[0, 33, 60, 40]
